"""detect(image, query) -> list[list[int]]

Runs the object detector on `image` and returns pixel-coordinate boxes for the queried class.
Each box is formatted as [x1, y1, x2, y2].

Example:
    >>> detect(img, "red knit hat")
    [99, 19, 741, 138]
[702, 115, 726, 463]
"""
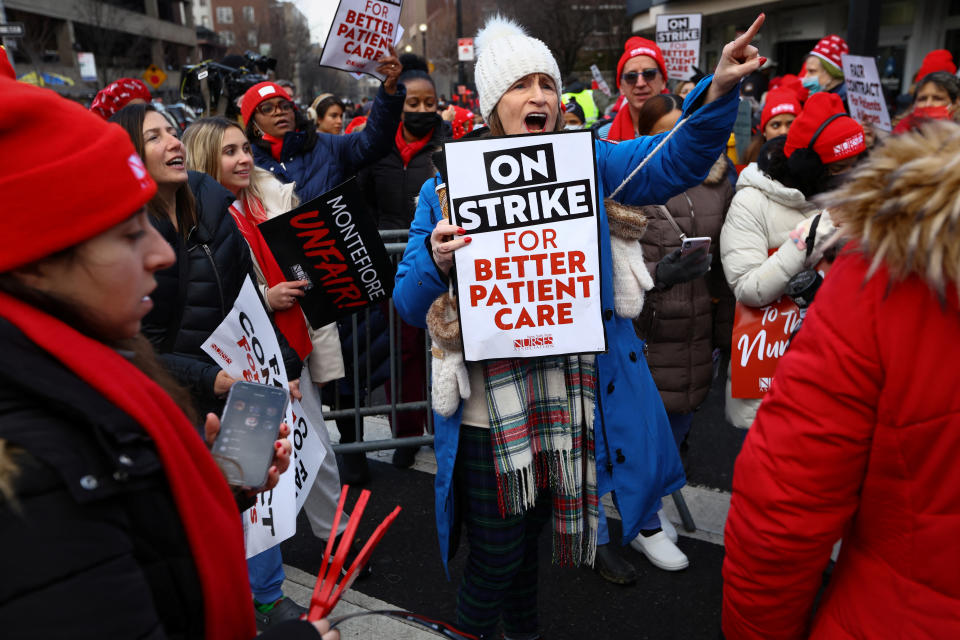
[89, 78, 153, 119]
[784, 92, 865, 163]
[0, 45, 14, 80]
[914, 49, 957, 83]
[808, 35, 849, 72]
[761, 89, 801, 131]
[241, 81, 293, 126]
[769, 73, 809, 104]
[616, 37, 668, 90]
[0, 76, 157, 272]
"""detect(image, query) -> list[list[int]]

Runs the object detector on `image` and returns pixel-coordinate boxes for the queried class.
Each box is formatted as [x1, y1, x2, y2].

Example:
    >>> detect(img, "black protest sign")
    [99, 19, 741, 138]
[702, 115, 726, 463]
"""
[259, 178, 395, 327]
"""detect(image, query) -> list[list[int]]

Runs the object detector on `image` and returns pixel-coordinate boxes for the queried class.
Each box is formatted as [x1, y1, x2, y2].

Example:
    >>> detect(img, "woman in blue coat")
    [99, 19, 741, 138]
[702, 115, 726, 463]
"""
[242, 50, 405, 203]
[393, 14, 766, 639]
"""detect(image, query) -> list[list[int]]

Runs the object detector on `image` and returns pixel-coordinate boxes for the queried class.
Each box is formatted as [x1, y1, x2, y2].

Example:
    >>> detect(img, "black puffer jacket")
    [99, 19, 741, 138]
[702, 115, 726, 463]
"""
[358, 122, 449, 230]
[0, 320, 317, 640]
[143, 172, 300, 414]
[0, 319, 203, 639]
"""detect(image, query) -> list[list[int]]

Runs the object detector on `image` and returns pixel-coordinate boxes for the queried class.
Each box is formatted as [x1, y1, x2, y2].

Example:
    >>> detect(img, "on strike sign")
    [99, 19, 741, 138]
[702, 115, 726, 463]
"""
[841, 54, 892, 132]
[202, 277, 327, 557]
[319, 0, 402, 80]
[655, 14, 702, 81]
[445, 131, 606, 361]
[259, 178, 395, 328]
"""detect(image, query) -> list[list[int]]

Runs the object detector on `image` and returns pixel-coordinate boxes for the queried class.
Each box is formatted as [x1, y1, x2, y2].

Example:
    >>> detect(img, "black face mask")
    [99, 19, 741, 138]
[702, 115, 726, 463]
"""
[403, 111, 441, 138]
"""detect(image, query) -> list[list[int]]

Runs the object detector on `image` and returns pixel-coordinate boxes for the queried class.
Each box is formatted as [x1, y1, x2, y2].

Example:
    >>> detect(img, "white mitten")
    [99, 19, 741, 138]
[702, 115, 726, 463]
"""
[611, 235, 654, 318]
[426, 293, 470, 417]
[604, 198, 653, 319]
[430, 346, 470, 418]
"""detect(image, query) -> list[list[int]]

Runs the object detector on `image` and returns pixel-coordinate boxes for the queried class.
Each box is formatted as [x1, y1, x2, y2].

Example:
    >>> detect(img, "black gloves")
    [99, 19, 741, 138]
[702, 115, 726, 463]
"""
[654, 247, 710, 290]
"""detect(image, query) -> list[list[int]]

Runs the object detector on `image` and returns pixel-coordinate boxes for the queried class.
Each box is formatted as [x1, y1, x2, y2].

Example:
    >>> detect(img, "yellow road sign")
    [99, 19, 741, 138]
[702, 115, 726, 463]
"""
[143, 64, 167, 89]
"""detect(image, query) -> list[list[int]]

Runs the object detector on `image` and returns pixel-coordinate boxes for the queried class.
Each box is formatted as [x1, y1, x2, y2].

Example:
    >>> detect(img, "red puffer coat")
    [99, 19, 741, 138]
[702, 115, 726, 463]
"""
[722, 121, 960, 639]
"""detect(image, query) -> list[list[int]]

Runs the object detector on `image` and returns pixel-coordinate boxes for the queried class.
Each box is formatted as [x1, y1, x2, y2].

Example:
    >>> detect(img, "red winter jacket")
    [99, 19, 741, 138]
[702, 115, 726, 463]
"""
[722, 121, 960, 639]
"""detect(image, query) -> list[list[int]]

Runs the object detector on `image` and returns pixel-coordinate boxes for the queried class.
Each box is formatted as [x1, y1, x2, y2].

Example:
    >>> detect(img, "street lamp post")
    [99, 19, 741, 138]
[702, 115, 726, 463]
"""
[419, 23, 427, 62]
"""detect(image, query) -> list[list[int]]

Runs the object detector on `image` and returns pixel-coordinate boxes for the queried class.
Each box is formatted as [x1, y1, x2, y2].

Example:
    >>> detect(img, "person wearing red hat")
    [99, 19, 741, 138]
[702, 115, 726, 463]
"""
[741, 88, 802, 165]
[0, 76, 340, 640]
[914, 49, 957, 84]
[767, 73, 808, 104]
[784, 92, 866, 196]
[802, 35, 849, 105]
[720, 92, 861, 429]
[599, 36, 672, 141]
[242, 48, 404, 203]
[89, 77, 153, 119]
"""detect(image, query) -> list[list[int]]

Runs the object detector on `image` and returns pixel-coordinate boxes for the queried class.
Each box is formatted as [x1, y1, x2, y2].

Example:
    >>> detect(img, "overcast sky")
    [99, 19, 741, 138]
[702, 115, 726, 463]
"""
[290, 0, 339, 45]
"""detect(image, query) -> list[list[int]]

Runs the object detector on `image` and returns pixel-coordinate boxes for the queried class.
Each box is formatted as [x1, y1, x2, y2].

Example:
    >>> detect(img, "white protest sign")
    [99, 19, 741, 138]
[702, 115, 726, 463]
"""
[458, 37, 475, 62]
[655, 14, 702, 81]
[589, 64, 611, 97]
[446, 131, 606, 361]
[202, 276, 327, 558]
[77, 52, 97, 82]
[841, 54, 892, 132]
[320, 0, 403, 80]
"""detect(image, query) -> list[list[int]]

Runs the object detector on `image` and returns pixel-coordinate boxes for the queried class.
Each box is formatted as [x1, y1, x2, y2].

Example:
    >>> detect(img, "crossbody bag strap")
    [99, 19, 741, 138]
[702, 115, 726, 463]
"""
[652, 204, 687, 242]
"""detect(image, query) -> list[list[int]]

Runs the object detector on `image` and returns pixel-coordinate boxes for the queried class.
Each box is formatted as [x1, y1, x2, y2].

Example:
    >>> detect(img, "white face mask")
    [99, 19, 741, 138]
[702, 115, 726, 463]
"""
[564, 124, 583, 130]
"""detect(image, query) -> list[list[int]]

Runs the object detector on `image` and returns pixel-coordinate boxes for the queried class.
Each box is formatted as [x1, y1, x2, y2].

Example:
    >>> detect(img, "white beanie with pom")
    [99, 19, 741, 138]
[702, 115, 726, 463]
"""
[474, 15, 562, 121]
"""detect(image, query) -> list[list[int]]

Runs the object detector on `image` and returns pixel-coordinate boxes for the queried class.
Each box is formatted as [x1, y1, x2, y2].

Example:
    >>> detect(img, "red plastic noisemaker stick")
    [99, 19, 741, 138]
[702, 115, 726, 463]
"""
[327, 505, 402, 607]
[308, 488, 371, 621]
[310, 485, 351, 617]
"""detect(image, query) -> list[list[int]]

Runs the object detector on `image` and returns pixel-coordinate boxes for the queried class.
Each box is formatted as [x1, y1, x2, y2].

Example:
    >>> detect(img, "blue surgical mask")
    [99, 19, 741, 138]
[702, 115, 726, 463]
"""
[802, 75, 822, 95]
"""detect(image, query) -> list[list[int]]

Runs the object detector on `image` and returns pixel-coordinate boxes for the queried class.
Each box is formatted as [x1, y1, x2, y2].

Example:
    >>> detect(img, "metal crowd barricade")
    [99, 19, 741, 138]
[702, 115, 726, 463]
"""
[328, 229, 435, 454]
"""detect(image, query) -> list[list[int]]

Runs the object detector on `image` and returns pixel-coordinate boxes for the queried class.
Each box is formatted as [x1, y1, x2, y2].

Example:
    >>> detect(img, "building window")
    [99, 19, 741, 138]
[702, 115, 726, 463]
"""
[201, 15, 210, 27]
[216, 7, 233, 24]
[247, 30, 258, 47]
[243, 6, 255, 22]
[220, 30, 236, 46]
[199, 0, 207, 5]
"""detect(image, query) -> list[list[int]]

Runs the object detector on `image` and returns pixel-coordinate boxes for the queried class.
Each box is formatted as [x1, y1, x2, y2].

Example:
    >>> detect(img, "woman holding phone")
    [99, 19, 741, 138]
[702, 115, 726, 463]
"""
[392, 13, 765, 638]
[0, 76, 335, 640]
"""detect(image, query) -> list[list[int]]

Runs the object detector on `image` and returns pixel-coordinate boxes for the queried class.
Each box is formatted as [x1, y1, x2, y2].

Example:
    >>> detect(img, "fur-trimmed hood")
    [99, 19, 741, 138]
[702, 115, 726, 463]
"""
[822, 120, 960, 296]
[704, 153, 731, 186]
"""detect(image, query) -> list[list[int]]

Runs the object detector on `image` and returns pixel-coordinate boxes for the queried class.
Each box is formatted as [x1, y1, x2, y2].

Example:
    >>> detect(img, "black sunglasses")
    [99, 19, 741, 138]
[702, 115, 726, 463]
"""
[621, 68, 660, 85]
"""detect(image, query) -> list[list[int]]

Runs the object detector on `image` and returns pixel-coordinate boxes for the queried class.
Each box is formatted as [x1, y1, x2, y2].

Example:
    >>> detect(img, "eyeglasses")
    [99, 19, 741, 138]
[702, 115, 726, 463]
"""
[257, 100, 295, 116]
[621, 68, 660, 85]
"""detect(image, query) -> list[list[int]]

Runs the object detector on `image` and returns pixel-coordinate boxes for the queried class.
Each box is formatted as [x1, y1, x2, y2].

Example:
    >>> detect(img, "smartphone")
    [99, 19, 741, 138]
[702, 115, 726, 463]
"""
[680, 236, 711, 256]
[211, 381, 288, 489]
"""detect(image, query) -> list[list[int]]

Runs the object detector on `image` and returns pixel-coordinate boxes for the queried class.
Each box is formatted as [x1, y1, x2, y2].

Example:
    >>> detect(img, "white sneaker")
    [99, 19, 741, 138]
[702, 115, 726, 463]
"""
[630, 531, 689, 571]
[659, 509, 678, 544]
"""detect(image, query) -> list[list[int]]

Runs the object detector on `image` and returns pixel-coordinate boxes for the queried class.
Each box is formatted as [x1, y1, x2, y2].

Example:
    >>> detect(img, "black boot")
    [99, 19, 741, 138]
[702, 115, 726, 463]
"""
[593, 543, 637, 585]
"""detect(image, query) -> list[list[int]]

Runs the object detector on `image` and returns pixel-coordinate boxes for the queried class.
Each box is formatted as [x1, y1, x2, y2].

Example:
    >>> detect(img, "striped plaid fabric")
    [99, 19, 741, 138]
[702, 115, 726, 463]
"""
[483, 355, 598, 567]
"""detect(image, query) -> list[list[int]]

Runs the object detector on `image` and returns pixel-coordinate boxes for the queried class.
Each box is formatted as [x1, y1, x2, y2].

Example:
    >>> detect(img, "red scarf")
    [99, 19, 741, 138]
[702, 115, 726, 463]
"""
[0, 291, 255, 640]
[262, 132, 285, 161]
[229, 195, 313, 360]
[395, 123, 432, 167]
[607, 104, 637, 141]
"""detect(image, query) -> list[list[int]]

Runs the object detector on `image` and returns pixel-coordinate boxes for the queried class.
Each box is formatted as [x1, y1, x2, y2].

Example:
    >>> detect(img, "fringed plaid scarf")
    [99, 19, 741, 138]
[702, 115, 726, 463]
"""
[483, 355, 598, 567]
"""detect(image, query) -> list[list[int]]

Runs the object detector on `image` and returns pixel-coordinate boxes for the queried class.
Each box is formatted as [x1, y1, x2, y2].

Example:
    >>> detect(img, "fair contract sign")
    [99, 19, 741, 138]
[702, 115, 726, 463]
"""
[445, 130, 606, 361]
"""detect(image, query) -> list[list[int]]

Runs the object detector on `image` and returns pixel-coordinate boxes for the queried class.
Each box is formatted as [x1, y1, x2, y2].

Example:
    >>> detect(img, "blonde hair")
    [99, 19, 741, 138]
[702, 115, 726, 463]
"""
[183, 117, 265, 205]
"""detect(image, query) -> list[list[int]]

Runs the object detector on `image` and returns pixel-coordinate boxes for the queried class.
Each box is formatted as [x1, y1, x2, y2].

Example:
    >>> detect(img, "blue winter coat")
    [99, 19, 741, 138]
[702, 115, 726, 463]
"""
[393, 77, 739, 575]
[252, 85, 405, 202]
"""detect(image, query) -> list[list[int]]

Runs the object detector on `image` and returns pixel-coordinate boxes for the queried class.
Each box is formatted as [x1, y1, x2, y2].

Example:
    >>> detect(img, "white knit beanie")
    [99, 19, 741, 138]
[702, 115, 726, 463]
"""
[474, 15, 563, 121]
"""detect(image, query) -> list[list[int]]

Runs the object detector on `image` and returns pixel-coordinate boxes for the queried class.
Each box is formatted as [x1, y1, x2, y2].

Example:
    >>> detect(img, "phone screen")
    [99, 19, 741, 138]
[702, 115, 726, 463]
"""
[681, 236, 711, 256]
[211, 381, 288, 488]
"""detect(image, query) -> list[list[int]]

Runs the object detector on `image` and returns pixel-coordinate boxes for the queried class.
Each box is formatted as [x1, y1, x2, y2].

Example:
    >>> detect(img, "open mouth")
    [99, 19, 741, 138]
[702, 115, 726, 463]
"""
[524, 112, 548, 133]
[166, 157, 184, 168]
